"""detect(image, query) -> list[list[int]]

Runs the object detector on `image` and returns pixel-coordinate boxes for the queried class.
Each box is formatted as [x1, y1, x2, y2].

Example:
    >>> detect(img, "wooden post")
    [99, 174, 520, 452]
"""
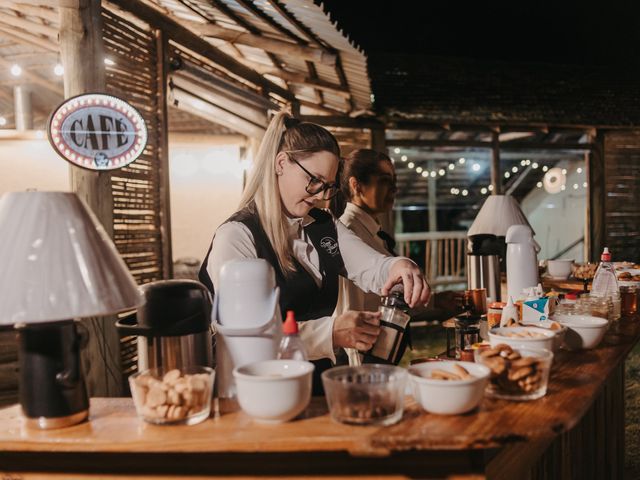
[371, 126, 394, 235]
[588, 130, 605, 262]
[427, 159, 438, 281]
[491, 129, 501, 194]
[58, 0, 122, 397]
[156, 30, 173, 279]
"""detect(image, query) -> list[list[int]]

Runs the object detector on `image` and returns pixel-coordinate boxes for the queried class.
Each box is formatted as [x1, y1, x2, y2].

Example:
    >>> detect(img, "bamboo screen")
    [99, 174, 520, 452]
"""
[603, 131, 640, 262]
[102, 9, 169, 380]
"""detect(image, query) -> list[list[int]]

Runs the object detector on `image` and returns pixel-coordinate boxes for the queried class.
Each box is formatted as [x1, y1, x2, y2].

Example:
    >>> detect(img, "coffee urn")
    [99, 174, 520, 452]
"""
[466, 234, 502, 303]
[116, 280, 214, 371]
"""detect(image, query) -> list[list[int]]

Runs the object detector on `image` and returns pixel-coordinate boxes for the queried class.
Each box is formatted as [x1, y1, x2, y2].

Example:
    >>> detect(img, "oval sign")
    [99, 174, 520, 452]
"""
[47, 93, 147, 171]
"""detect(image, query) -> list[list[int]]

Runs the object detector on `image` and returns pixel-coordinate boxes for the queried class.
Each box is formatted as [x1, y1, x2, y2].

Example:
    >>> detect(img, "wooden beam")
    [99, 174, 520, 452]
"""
[0, 10, 57, 37]
[0, 1, 59, 23]
[588, 132, 605, 262]
[156, 30, 172, 279]
[257, 66, 348, 96]
[59, 0, 121, 397]
[491, 130, 501, 195]
[298, 114, 383, 129]
[106, 0, 295, 102]
[0, 24, 57, 52]
[386, 138, 594, 150]
[183, 19, 336, 66]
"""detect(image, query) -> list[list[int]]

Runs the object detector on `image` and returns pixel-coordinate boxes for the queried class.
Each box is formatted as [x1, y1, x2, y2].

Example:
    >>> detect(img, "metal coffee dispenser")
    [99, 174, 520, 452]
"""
[116, 280, 214, 371]
[467, 234, 502, 303]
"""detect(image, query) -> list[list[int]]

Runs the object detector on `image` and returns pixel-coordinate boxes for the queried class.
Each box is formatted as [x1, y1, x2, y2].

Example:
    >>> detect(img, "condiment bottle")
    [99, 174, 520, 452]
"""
[277, 311, 307, 361]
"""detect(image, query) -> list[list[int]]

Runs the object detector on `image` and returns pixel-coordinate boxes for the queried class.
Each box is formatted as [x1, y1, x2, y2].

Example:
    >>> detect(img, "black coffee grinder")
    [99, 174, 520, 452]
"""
[16, 320, 89, 429]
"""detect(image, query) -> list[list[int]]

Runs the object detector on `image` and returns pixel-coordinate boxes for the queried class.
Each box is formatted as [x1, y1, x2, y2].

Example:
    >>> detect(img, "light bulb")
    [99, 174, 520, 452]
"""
[430, 171, 436, 177]
[481, 187, 487, 194]
[472, 163, 480, 171]
[458, 157, 466, 164]
[54, 64, 64, 76]
[401, 155, 407, 162]
[536, 182, 542, 188]
[408, 162, 414, 169]
[0, 116, 6, 126]
[532, 162, 539, 169]
[394, 147, 400, 154]
[10, 64, 21, 76]
[448, 163, 455, 170]
[577, 167, 583, 174]
[504, 172, 510, 178]
[438, 169, 445, 176]
[512, 166, 518, 173]
[421, 171, 428, 177]
[542, 166, 549, 172]
[488, 185, 494, 191]
[416, 167, 423, 173]
[462, 189, 468, 196]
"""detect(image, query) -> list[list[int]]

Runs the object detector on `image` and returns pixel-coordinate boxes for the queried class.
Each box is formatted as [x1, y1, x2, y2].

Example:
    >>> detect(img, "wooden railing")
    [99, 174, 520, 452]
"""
[395, 231, 468, 287]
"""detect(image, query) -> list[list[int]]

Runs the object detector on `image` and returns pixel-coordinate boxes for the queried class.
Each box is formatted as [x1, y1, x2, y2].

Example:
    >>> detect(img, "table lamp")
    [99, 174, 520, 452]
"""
[0, 191, 143, 429]
[467, 194, 533, 237]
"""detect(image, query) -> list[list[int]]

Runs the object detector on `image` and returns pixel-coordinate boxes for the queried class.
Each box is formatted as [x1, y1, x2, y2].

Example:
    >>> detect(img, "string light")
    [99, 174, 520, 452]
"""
[481, 187, 487, 194]
[438, 169, 445, 176]
[416, 167, 422, 173]
[561, 185, 566, 191]
[104, 58, 115, 66]
[537, 182, 543, 188]
[561, 168, 567, 175]
[583, 182, 588, 187]
[462, 189, 468, 196]
[488, 185, 494, 191]
[450, 187, 457, 194]
[573, 184, 579, 190]
[401, 155, 407, 162]
[54, 64, 64, 76]
[394, 147, 400, 154]
[577, 167, 583, 174]
[504, 172, 510, 178]
[421, 171, 428, 177]
[0, 116, 6, 126]
[532, 162, 539, 169]
[10, 64, 21, 76]
[430, 171, 436, 178]
[542, 166, 549, 172]
[408, 162, 414, 169]
[512, 166, 518, 173]
[448, 163, 455, 170]
[458, 157, 466, 164]
[472, 163, 480, 172]
[520, 160, 527, 166]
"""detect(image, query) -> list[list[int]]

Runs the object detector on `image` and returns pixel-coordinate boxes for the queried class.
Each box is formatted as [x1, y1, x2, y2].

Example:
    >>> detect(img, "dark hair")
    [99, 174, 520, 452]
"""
[330, 149, 392, 216]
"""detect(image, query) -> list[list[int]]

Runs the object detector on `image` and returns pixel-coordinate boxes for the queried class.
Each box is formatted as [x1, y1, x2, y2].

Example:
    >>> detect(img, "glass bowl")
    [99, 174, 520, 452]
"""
[129, 366, 215, 425]
[474, 345, 553, 401]
[321, 364, 407, 426]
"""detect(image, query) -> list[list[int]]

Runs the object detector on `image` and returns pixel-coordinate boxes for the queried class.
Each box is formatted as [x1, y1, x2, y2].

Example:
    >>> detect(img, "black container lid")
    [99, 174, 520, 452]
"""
[135, 280, 211, 337]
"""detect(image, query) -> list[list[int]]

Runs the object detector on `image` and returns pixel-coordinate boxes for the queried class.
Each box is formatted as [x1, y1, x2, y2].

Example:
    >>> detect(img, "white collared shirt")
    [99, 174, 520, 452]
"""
[335, 202, 390, 315]
[207, 209, 403, 361]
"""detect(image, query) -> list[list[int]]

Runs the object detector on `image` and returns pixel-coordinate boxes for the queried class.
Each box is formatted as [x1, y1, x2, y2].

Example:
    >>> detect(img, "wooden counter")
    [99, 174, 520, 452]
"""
[0, 317, 638, 479]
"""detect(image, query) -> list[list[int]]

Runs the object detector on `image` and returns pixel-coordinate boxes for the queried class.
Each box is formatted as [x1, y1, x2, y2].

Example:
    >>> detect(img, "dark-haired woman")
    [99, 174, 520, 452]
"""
[199, 114, 430, 392]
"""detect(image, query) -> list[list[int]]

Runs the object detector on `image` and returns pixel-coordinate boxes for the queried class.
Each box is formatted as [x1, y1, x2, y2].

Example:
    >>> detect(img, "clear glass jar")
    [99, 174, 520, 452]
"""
[454, 313, 480, 360]
[621, 286, 638, 316]
[577, 294, 611, 321]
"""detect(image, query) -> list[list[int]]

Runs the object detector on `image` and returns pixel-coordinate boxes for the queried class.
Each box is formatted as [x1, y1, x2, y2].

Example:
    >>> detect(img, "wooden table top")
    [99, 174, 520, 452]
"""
[0, 317, 638, 460]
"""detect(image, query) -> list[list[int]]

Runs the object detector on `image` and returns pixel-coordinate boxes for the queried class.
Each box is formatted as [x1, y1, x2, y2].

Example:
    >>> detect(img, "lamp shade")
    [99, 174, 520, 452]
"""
[0, 192, 143, 325]
[467, 195, 533, 237]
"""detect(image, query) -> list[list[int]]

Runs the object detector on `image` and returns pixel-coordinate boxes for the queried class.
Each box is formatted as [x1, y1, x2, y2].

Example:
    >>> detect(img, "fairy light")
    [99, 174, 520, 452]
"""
[421, 171, 428, 178]
[0, 117, 6, 127]
[573, 183, 579, 190]
[512, 166, 518, 173]
[488, 185, 494, 192]
[462, 189, 468, 196]
[481, 187, 487, 194]
[458, 157, 466, 164]
[438, 169, 445, 176]
[472, 163, 480, 172]
[504, 172, 510, 178]
[448, 163, 455, 170]
[54, 64, 64, 76]
[537, 181, 543, 188]
[577, 167, 583, 174]
[542, 166, 549, 172]
[561, 185, 566, 191]
[520, 160, 527, 166]
[408, 162, 414, 169]
[401, 155, 407, 162]
[416, 167, 423, 173]
[532, 162, 539, 169]
[562, 168, 567, 175]
[394, 147, 400, 154]
[10, 64, 21, 76]
[583, 182, 588, 188]
[430, 171, 436, 178]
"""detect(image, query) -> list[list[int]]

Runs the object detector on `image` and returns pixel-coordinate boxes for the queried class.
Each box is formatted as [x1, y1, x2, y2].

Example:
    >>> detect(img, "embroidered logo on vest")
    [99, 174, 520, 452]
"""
[320, 236, 339, 256]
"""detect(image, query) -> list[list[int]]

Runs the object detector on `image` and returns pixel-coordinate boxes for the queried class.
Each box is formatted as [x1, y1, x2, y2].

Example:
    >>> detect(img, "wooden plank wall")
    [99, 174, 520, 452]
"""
[102, 8, 169, 383]
[603, 131, 640, 263]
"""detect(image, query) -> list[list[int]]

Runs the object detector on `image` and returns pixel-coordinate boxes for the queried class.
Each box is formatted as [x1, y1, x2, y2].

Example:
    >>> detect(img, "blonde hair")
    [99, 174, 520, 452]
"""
[239, 112, 340, 274]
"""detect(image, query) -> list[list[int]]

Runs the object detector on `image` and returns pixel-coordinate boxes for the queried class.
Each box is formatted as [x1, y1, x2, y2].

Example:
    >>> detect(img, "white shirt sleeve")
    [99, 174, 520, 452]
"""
[335, 219, 404, 295]
[298, 315, 336, 362]
[206, 221, 257, 292]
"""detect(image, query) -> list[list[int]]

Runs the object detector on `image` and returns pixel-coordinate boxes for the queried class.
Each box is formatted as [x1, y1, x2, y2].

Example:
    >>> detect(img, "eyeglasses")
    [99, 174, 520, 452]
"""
[287, 155, 339, 200]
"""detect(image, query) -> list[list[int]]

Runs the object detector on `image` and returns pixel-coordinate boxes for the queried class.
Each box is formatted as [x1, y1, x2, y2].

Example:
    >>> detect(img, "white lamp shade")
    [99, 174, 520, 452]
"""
[0, 192, 143, 325]
[467, 194, 534, 237]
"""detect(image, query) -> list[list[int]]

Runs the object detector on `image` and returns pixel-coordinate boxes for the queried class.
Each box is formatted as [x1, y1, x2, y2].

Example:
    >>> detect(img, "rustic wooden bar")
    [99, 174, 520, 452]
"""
[0, 316, 637, 479]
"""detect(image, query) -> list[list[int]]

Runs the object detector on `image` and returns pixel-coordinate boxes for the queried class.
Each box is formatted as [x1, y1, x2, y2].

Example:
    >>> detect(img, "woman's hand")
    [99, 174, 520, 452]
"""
[382, 259, 431, 308]
[333, 310, 381, 351]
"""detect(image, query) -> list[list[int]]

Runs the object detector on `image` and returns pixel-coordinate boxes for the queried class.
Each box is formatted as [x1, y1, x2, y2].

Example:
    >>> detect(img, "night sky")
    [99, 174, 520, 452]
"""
[319, 0, 640, 67]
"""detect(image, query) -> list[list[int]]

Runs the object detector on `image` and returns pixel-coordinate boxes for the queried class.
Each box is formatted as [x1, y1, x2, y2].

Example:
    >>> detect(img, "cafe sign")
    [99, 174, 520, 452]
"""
[47, 93, 147, 171]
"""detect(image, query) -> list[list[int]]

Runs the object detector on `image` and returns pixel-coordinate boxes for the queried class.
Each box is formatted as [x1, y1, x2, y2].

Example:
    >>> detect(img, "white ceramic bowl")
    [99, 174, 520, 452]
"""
[489, 326, 556, 352]
[408, 361, 490, 415]
[233, 359, 314, 423]
[547, 259, 574, 279]
[555, 315, 608, 350]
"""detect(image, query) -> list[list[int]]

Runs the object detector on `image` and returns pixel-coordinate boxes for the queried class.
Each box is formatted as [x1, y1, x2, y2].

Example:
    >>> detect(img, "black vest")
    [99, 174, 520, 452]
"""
[199, 204, 346, 394]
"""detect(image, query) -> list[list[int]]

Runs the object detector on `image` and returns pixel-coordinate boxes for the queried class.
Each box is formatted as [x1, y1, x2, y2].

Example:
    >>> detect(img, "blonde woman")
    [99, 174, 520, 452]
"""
[199, 113, 430, 393]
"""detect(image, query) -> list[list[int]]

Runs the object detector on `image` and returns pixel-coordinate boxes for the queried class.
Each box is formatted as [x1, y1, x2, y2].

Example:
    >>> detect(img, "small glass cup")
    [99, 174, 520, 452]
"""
[621, 286, 638, 316]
